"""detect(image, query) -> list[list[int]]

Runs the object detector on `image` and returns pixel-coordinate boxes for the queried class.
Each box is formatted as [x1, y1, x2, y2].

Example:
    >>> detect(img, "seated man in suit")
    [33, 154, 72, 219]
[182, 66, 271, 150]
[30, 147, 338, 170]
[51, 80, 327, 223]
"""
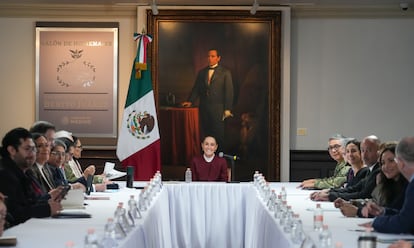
[360, 136, 414, 234]
[47, 139, 85, 191]
[31, 133, 56, 193]
[0, 127, 62, 227]
[311, 135, 381, 201]
[29, 120, 56, 146]
[54, 134, 106, 192]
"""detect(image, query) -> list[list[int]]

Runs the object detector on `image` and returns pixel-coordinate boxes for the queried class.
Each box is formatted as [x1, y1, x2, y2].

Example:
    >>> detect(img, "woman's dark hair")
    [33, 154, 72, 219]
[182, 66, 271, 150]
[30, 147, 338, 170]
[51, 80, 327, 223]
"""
[377, 142, 407, 206]
[345, 139, 360, 151]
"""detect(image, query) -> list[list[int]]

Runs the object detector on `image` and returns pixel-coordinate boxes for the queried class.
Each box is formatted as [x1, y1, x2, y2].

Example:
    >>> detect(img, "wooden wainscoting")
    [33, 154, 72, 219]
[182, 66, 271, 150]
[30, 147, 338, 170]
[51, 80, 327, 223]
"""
[78, 149, 337, 182]
[78, 149, 122, 175]
[78, 148, 187, 181]
[290, 150, 337, 182]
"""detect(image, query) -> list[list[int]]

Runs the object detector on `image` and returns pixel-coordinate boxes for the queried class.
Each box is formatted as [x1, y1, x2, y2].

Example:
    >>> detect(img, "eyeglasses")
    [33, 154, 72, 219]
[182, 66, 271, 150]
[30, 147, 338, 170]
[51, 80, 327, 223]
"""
[51, 151, 66, 157]
[22, 146, 37, 153]
[328, 144, 341, 151]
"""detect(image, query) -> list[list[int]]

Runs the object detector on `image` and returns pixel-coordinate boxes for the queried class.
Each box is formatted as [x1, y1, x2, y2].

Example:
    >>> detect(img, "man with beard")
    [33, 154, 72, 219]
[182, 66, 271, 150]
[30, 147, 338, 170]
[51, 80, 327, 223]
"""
[0, 127, 62, 227]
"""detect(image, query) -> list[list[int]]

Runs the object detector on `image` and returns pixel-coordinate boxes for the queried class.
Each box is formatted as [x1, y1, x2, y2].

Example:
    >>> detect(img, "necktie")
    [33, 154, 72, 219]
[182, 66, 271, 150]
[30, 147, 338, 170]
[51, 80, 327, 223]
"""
[60, 167, 68, 184]
[41, 167, 55, 190]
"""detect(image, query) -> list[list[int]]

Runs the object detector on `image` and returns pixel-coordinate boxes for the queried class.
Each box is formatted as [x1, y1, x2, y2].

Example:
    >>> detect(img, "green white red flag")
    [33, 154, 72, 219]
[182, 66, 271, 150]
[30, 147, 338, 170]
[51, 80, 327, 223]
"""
[116, 32, 160, 180]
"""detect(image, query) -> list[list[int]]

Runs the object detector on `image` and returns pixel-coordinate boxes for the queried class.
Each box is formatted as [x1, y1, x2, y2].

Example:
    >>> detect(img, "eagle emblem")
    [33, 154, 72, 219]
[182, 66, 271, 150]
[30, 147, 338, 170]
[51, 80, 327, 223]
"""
[126, 110, 155, 139]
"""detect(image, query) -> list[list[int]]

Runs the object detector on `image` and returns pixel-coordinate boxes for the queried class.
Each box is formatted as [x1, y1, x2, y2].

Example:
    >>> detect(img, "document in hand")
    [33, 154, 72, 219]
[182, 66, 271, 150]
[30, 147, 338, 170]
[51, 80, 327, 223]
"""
[103, 162, 126, 180]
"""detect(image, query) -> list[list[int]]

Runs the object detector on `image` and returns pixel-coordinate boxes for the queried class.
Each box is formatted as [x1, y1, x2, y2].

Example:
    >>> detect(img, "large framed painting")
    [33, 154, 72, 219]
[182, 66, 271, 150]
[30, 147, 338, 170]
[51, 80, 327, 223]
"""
[147, 10, 281, 181]
[35, 22, 119, 147]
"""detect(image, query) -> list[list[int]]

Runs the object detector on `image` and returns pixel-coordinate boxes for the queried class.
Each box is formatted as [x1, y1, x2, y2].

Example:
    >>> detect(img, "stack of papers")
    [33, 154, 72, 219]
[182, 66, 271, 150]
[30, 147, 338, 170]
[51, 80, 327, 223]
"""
[103, 162, 126, 180]
[61, 189, 85, 209]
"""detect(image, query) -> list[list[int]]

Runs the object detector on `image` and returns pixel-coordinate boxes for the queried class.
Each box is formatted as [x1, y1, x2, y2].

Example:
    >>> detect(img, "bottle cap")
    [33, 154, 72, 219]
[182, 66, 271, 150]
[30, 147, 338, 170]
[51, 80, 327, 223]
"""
[65, 241, 75, 248]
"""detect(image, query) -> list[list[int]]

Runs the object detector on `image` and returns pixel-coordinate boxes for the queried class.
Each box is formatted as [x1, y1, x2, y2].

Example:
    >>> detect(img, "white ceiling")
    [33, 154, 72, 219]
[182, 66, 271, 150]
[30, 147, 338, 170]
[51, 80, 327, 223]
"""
[1, 0, 414, 8]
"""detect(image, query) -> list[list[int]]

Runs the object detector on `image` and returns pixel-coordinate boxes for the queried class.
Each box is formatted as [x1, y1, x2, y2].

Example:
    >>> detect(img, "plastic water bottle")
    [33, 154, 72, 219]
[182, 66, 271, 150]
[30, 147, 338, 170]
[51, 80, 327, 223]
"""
[313, 203, 323, 231]
[101, 218, 118, 248]
[64, 241, 77, 248]
[113, 203, 129, 237]
[119, 202, 133, 231]
[128, 195, 141, 219]
[280, 186, 287, 201]
[84, 228, 99, 248]
[291, 214, 304, 244]
[185, 168, 192, 183]
[319, 224, 332, 248]
[253, 171, 260, 185]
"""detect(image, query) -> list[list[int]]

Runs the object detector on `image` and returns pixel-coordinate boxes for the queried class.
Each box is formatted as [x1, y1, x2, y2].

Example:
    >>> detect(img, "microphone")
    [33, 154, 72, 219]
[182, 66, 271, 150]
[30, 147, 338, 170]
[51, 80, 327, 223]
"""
[218, 152, 240, 161]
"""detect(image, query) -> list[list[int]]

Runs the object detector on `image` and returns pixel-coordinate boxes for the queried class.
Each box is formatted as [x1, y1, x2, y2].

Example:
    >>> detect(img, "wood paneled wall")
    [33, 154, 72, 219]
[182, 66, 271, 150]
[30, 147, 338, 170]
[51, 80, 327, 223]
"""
[289, 150, 336, 182]
[78, 148, 336, 182]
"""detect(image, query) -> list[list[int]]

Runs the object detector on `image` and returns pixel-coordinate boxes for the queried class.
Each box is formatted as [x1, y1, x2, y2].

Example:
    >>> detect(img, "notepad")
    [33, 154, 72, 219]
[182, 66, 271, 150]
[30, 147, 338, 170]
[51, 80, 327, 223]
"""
[61, 189, 85, 209]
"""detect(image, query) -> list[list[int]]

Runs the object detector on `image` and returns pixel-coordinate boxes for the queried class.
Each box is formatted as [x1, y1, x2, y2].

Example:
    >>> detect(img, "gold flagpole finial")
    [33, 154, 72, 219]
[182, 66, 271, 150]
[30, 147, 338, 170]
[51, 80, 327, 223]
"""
[141, 27, 146, 35]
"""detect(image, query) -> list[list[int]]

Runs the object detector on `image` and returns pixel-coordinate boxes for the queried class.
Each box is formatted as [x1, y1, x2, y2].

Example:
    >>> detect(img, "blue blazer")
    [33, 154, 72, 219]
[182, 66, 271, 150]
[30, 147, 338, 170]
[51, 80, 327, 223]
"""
[373, 179, 414, 234]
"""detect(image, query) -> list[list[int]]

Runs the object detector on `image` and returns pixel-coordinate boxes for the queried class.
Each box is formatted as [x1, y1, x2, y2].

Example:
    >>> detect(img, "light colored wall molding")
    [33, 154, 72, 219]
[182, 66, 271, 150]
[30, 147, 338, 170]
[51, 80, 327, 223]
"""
[292, 5, 414, 18]
[0, 4, 137, 17]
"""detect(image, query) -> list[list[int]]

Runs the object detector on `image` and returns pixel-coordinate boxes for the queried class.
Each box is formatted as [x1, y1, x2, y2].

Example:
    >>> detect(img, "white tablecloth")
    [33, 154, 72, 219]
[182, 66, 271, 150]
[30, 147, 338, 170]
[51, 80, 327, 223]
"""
[3, 182, 414, 248]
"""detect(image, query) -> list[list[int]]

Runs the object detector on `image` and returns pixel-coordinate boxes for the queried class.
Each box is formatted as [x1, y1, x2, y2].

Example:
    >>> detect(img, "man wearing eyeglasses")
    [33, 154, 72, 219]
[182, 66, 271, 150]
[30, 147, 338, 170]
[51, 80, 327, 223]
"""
[298, 134, 351, 189]
[0, 127, 62, 227]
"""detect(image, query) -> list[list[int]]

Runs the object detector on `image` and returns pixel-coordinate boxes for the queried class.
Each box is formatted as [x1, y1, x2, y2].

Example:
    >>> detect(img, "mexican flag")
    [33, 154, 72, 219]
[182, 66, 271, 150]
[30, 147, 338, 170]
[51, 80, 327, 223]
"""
[116, 32, 160, 180]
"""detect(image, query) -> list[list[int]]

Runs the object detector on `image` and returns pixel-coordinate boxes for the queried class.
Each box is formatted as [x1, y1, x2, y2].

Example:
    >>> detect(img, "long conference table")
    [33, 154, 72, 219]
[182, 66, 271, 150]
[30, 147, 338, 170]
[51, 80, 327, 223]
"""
[3, 182, 414, 248]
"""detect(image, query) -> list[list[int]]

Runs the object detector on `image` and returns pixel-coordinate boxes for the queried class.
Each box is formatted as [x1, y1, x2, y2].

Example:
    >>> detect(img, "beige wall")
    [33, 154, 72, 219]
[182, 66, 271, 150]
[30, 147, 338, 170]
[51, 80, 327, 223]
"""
[0, 5, 137, 139]
[0, 5, 292, 181]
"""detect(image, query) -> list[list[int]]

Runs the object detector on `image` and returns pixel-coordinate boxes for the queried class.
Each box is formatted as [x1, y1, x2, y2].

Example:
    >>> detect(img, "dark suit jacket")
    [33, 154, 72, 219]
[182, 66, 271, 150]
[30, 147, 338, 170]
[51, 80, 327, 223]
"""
[31, 163, 56, 192]
[48, 165, 67, 186]
[188, 65, 233, 144]
[373, 179, 414, 234]
[0, 158, 51, 227]
[188, 65, 233, 112]
[328, 162, 380, 201]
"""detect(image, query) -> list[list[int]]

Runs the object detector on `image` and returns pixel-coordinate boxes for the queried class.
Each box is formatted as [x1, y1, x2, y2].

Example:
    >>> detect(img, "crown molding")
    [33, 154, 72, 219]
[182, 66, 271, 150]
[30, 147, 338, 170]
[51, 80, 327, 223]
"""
[0, 4, 137, 17]
[1, 3, 413, 18]
[292, 5, 414, 18]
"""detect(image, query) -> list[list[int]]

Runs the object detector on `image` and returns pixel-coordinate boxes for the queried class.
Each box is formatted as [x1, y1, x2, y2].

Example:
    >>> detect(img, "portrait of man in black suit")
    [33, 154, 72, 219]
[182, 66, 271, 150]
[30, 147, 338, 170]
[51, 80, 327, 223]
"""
[182, 49, 234, 148]
[151, 10, 281, 180]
